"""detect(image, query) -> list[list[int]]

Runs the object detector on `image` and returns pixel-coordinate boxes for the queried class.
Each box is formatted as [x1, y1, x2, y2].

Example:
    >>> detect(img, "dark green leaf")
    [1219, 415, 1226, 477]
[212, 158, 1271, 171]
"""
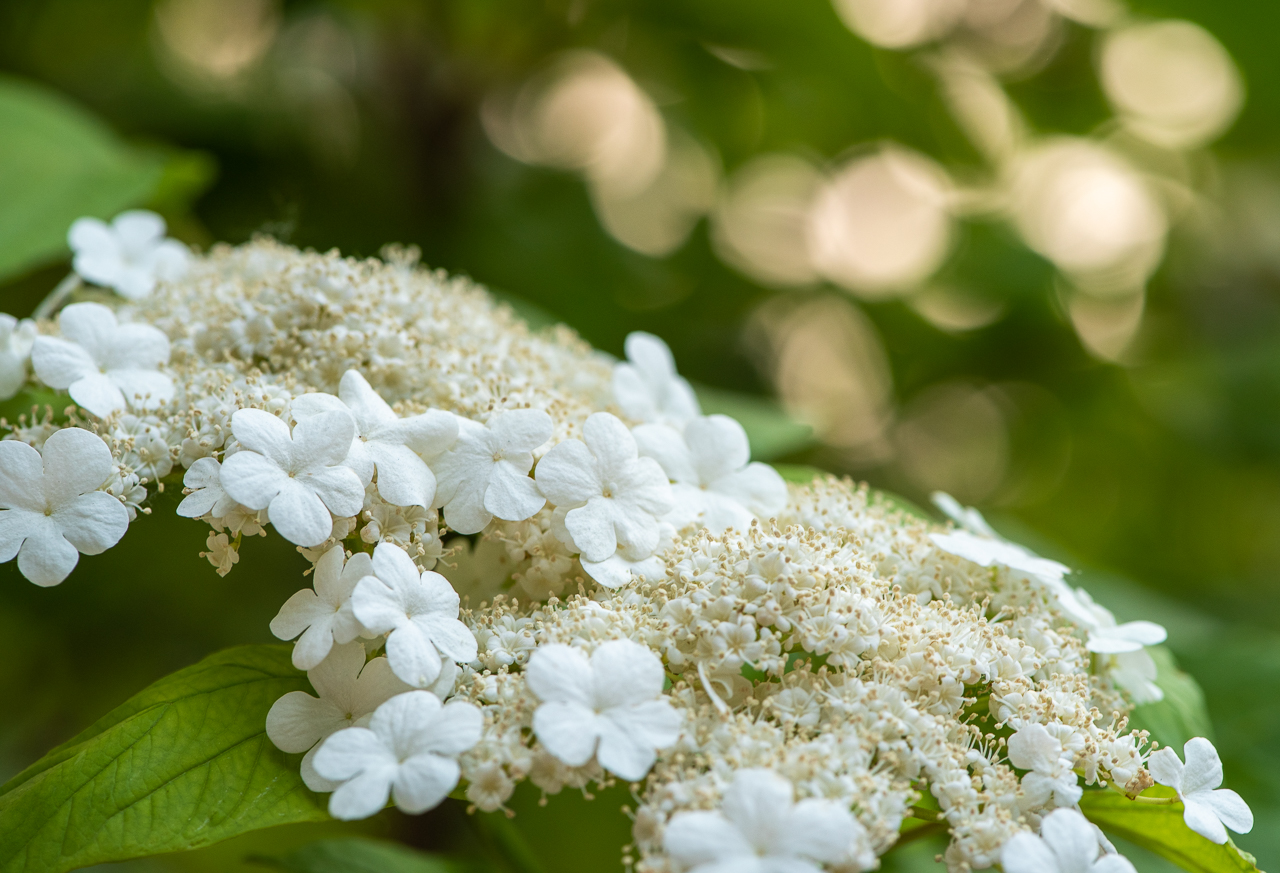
[1129, 645, 1215, 750]
[0, 644, 328, 873]
[695, 385, 815, 461]
[1080, 791, 1262, 873]
[249, 838, 464, 873]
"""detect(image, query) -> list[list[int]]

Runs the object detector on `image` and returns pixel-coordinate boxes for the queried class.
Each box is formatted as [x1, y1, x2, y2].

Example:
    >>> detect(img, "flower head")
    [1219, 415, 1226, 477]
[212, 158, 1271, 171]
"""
[271, 546, 375, 669]
[634, 414, 786, 534]
[0, 427, 129, 586]
[351, 542, 478, 687]
[1149, 737, 1253, 844]
[612, 331, 700, 429]
[1007, 723, 1082, 808]
[31, 302, 173, 417]
[535, 412, 673, 563]
[219, 408, 365, 547]
[431, 408, 551, 534]
[526, 639, 680, 781]
[663, 769, 871, 873]
[265, 641, 410, 790]
[68, 210, 189, 299]
[291, 370, 457, 509]
[1001, 809, 1136, 873]
[312, 689, 482, 820]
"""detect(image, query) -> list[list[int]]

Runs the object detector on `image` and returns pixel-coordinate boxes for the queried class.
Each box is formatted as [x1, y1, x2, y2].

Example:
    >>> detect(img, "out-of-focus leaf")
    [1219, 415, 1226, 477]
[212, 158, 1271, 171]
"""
[773, 463, 827, 483]
[0, 387, 72, 425]
[249, 838, 463, 873]
[0, 76, 210, 285]
[1080, 790, 1261, 873]
[1129, 645, 1215, 750]
[696, 385, 815, 461]
[0, 645, 328, 873]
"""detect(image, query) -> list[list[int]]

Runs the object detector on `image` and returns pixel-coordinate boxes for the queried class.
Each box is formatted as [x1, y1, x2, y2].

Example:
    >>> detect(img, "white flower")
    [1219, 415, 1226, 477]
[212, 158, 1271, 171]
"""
[0, 314, 36, 401]
[0, 427, 129, 586]
[932, 491, 998, 537]
[266, 642, 412, 791]
[612, 331, 700, 428]
[219, 408, 365, 547]
[580, 549, 668, 590]
[431, 408, 551, 535]
[663, 768, 871, 873]
[526, 639, 680, 781]
[535, 412, 673, 563]
[202, 531, 238, 576]
[68, 210, 189, 299]
[271, 546, 375, 670]
[1149, 738, 1253, 844]
[291, 370, 457, 508]
[176, 457, 237, 519]
[312, 689, 482, 820]
[1107, 649, 1164, 704]
[634, 414, 786, 534]
[351, 542, 478, 688]
[31, 302, 174, 417]
[1007, 723, 1082, 808]
[1001, 808, 1136, 873]
[1072, 588, 1168, 654]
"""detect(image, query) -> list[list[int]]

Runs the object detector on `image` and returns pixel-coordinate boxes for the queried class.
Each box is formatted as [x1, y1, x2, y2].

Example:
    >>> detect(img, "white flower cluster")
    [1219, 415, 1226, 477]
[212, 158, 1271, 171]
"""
[0, 214, 1253, 870]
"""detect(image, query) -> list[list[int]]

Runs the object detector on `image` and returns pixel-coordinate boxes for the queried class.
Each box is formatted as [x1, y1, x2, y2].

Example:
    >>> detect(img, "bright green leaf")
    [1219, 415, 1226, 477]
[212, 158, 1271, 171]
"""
[1080, 791, 1262, 873]
[695, 384, 815, 461]
[248, 838, 464, 873]
[0, 644, 329, 873]
[1129, 645, 1215, 751]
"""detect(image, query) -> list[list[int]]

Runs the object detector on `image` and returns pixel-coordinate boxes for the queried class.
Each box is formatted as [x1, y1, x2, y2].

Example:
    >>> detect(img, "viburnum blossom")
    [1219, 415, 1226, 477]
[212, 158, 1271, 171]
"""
[0, 427, 129, 586]
[526, 639, 680, 781]
[633, 414, 786, 534]
[271, 546, 374, 669]
[312, 690, 482, 820]
[219, 408, 365, 547]
[0, 313, 36, 401]
[290, 370, 457, 508]
[1150, 738, 1254, 844]
[351, 543, 478, 688]
[663, 769, 872, 873]
[31, 302, 174, 417]
[68, 210, 189, 299]
[1001, 809, 1136, 873]
[175, 457, 237, 519]
[1007, 723, 1082, 808]
[535, 412, 673, 565]
[431, 408, 552, 534]
[265, 642, 410, 790]
[1073, 588, 1168, 653]
[612, 331, 701, 428]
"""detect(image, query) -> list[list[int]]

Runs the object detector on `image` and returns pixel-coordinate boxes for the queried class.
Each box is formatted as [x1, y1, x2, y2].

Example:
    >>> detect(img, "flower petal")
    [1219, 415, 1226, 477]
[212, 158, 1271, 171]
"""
[69, 373, 126, 417]
[778, 799, 860, 863]
[231, 408, 294, 468]
[56, 303, 116, 358]
[368, 442, 436, 508]
[105, 323, 171, 370]
[1203, 788, 1253, 835]
[0, 509, 41, 562]
[663, 811, 752, 866]
[220, 450, 288, 510]
[313, 726, 395, 782]
[1039, 808, 1099, 869]
[420, 701, 483, 757]
[1000, 833, 1056, 873]
[31, 336, 97, 390]
[267, 480, 335, 547]
[385, 623, 444, 687]
[633, 423, 696, 484]
[721, 770, 794, 837]
[532, 700, 599, 767]
[525, 643, 594, 706]
[491, 408, 553, 456]
[565, 500, 620, 563]
[16, 522, 80, 586]
[302, 464, 365, 518]
[300, 743, 341, 792]
[53, 491, 128, 554]
[595, 716, 657, 781]
[265, 691, 345, 753]
[1147, 746, 1183, 789]
[293, 410, 358, 469]
[684, 415, 751, 482]
[591, 639, 664, 709]
[337, 370, 396, 430]
[393, 753, 460, 814]
[534, 439, 599, 507]
[1182, 796, 1229, 844]
[352, 576, 409, 635]
[484, 459, 546, 522]
[0, 440, 45, 511]
[1181, 738, 1224, 796]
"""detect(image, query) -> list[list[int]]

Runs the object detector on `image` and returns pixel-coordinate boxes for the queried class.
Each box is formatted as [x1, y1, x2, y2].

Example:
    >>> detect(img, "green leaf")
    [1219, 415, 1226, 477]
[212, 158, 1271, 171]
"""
[249, 838, 464, 873]
[773, 463, 828, 484]
[1128, 645, 1215, 751]
[0, 75, 211, 285]
[1080, 791, 1263, 873]
[696, 385, 815, 461]
[0, 644, 329, 873]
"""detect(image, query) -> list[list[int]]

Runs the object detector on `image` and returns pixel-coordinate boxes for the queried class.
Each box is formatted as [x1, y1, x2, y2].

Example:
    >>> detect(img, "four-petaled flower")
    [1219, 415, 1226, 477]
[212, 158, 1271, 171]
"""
[663, 768, 871, 873]
[1073, 588, 1168, 654]
[0, 313, 36, 401]
[431, 408, 552, 534]
[0, 427, 129, 586]
[219, 408, 365, 547]
[535, 412, 673, 564]
[526, 639, 680, 781]
[271, 545, 374, 669]
[291, 370, 457, 509]
[175, 457, 237, 520]
[68, 210, 189, 300]
[1149, 737, 1253, 844]
[313, 689, 482, 820]
[351, 543, 478, 688]
[612, 331, 700, 429]
[32, 302, 174, 417]
[634, 414, 786, 534]
[1001, 808, 1136, 873]
[265, 641, 410, 790]
[1007, 722, 1082, 808]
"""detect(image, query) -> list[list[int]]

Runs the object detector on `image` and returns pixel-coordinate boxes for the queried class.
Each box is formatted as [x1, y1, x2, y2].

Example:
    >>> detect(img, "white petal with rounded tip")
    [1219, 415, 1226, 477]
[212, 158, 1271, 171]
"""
[386, 623, 443, 687]
[230, 409, 294, 468]
[722, 770, 793, 836]
[534, 439, 599, 507]
[1000, 833, 1057, 873]
[220, 450, 289, 510]
[70, 372, 127, 417]
[633, 422, 697, 483]
[1183, 797, 1229, 844]
[105, 323, 170, 370]
[265, 690, 345, 753]
[595, 715, 657, 781]
[526, 643, 594, 706]
[1093, 855, 1137, 873]
[17, 521, 80, 586]
[56, 303, 116, 358]
[393, 754, 460, 814]
[1181, 737, 1223, 796]
[267, 480, 334, 547]
[31, 336, 97, 389]
[1204, 788, 1253, 834]
[302, 464, 364, 518]
[418, 614, 478, 664]
[368, 441, 436, 508]
[1039, 808, 1099, 869]
[54, 491, 128, 554]
[41, 427, 114, 506]
[0, 440, 45, 511]
[352, 575, 409, 635]
[591, 640, 665, 709]
[685, 415, 751, 482]
[68, 217, 114, 256]
[313, 726, 394, 782]
[664, 811, 753, 865]
[565, 502, 620, 563]
[532, 700, 599, 767]
[420, 701, 483, 757]
[778, 799, 860, 863]
[491, 408, 553, 455]
[1147, 746, 1183, 788]
[484, 460, 545, 521]
[290, 392, 349, 420]
[0, 510, 40, 562]
[113, 209, 166, 248]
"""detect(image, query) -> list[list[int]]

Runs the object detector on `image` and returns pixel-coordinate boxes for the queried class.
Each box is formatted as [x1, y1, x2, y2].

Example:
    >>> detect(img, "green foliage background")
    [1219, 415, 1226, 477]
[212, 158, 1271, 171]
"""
[2, 0, 1280, 870]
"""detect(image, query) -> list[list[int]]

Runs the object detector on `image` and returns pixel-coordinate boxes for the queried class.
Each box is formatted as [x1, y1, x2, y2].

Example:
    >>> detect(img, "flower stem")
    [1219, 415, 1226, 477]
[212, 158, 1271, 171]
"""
[33, 273, 81, 321]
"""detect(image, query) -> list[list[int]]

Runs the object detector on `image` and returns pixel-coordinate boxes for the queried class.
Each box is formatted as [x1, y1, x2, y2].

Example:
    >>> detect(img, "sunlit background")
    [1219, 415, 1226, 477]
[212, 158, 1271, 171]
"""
[2, 0, 1280, 870]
